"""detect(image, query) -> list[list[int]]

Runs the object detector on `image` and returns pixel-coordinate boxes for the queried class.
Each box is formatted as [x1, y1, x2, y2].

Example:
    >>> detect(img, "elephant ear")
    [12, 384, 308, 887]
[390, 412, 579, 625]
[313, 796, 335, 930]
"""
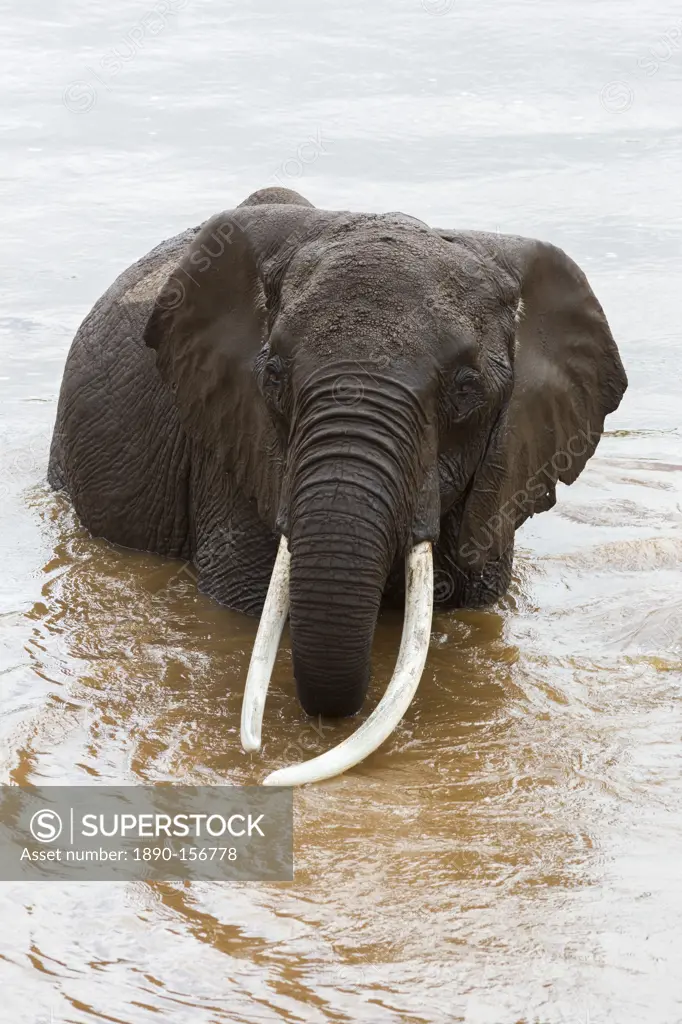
[438, 231, 628, 570]
[143, 203, 322, 524]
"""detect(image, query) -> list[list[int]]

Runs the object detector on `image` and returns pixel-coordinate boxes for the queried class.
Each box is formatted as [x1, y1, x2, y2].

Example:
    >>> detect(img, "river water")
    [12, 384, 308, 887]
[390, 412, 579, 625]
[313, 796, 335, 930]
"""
[1, 1, 681, 1021]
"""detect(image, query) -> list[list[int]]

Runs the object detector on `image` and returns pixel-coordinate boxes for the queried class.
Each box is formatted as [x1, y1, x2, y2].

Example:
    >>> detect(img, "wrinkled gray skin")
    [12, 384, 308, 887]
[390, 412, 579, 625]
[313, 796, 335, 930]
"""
[49, 187, 627, 717]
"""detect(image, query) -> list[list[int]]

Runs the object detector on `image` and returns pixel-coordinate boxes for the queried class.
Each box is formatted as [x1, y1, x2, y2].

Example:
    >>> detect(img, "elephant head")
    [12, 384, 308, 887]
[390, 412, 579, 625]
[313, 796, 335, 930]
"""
[143, 189, 626, 784]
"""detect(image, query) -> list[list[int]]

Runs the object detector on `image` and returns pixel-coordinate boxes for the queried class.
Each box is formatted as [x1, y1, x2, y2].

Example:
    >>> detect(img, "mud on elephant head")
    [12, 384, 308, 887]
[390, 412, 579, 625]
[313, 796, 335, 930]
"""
[139, 186, 627, 783]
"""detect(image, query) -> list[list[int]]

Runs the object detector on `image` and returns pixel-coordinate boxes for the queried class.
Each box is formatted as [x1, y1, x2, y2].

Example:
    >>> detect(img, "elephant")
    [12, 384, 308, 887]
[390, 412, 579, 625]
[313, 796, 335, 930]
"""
[48, 185, 627, 785]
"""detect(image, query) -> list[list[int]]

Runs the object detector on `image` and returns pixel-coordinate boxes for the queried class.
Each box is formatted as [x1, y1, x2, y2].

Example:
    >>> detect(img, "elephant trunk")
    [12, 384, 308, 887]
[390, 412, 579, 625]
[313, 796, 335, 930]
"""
[288, 481, 396, 717]
[238, 372, 437, 778]
[285, 378, 424, 718]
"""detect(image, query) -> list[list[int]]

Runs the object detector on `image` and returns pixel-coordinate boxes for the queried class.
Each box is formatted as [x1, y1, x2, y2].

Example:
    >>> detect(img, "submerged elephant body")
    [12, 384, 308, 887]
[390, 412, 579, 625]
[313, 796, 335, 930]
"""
[49, 187, 627, 777]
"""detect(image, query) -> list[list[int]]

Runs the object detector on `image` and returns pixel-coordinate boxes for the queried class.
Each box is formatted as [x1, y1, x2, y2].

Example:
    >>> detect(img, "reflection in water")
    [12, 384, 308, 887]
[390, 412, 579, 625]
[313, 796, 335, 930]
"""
[2, 473, 680, 1020]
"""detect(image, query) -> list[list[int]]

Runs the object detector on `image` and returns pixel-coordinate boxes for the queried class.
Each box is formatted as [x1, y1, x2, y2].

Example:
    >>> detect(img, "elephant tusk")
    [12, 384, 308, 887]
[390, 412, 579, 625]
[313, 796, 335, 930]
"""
[240, 535, 291, 752]
[262, 541, 433, 787]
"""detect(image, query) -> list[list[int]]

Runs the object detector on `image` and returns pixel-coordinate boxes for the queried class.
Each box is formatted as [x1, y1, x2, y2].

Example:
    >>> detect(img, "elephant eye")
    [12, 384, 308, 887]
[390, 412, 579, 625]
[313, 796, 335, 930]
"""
[444, 365, 486, 423]
[262, 356, 286, 409]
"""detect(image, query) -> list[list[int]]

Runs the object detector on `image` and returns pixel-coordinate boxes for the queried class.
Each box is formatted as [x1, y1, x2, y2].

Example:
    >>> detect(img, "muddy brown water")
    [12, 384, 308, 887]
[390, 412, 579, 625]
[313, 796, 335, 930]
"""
[2, 1, 682, 1021]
